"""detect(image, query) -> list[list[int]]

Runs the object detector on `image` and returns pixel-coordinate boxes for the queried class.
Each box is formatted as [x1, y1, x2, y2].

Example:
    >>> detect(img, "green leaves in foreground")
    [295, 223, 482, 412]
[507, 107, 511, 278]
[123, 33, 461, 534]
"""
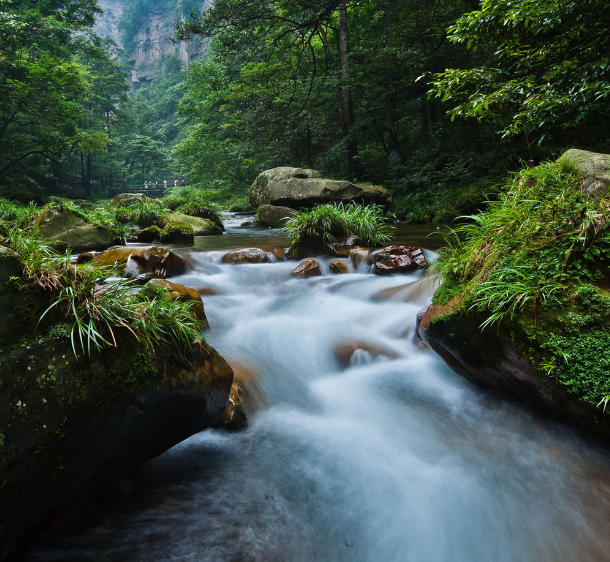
[39, 271, 202, 358]
[7, 227, 202, 358]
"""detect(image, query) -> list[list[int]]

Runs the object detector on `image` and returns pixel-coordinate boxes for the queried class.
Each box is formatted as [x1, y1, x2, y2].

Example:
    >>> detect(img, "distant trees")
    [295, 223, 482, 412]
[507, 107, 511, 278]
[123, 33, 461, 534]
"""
[175, 0, 483, 189]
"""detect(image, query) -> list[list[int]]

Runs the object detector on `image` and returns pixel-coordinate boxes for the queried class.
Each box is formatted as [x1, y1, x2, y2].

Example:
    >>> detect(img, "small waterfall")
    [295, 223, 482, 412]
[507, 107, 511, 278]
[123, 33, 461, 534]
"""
[27, 224, 610, 562]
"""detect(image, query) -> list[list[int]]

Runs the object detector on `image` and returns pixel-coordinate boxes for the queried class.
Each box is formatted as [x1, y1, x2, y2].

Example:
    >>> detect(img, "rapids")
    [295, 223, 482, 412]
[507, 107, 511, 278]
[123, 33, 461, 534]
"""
[27, 217, 610, 562]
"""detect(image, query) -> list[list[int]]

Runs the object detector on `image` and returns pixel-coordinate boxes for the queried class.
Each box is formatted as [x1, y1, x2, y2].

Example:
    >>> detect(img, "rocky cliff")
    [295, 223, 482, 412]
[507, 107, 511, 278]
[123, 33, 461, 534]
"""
[93, 0, 210, 84]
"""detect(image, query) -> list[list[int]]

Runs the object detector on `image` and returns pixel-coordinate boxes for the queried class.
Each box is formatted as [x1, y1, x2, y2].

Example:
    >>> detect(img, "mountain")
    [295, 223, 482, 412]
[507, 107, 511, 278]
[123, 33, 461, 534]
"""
[93, 0, 210, 84]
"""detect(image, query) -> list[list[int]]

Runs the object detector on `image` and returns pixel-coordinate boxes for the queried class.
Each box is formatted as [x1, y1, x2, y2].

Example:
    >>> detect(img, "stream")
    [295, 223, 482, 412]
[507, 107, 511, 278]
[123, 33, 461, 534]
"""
[27, 216, 610, 562]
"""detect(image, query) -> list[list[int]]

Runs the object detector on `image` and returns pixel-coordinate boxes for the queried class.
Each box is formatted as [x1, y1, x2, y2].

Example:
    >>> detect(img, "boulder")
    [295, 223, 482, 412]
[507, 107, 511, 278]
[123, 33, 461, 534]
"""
[327, 236, 360, 257]
[143, 279, 207, 326]
[373, 245, 427, 275]
[137, 225, 162, 243]
[36, 208, 119, 253]
[257, 204, 297, 227]
[109, 193, 145, 209]
[221, 248, 283, 264]
[329, 260, 349, 274]
[291, 258, 321, 278]
[0, 335, 233, 561]
[418, 303, 610, 441]
[167, 212, 222, 236]
[249, 167, 391, 209]
[76, 246, 187, 279]
[334, 339, 400, 369]
[160, 222, 195, 245]
[562, 148, 610, 198]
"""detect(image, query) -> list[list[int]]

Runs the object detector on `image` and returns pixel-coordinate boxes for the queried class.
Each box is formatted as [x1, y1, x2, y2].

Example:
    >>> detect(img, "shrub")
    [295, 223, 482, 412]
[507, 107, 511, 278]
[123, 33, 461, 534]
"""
[283, 202, 392, 257]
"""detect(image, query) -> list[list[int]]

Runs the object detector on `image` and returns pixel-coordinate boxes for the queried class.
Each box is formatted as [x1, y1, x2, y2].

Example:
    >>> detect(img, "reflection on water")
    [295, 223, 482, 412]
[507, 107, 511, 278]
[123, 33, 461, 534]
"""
[26, 218, 610, 562]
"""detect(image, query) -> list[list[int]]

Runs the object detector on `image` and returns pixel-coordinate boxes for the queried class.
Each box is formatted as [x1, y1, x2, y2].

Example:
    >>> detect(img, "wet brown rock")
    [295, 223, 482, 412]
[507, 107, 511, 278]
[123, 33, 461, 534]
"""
[291, 258, 322, 278]
[197, 287, 219, 297]
[143, 279, 207, 326]
[327, 236, 359, 257]
[76, 246, 187, 279]
[222, 248, 283, 264]
[329, 260, 349, 274]
[374, 245, 427, 275]
[334, 340, 400, 369]
[349, 248, 373, 269]
[216, 380, 248, 430]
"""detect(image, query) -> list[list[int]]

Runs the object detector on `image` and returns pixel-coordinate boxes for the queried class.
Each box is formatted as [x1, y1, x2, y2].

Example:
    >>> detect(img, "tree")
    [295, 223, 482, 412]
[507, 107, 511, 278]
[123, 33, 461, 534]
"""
[0, 0, 103, 189]
[428, 0, 610, 143]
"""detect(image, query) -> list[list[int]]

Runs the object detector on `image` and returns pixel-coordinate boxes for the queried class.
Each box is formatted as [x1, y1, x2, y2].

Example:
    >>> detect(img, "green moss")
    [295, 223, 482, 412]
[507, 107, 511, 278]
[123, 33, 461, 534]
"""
[161, 222, 194, 244]
[431, 156, 610, 411]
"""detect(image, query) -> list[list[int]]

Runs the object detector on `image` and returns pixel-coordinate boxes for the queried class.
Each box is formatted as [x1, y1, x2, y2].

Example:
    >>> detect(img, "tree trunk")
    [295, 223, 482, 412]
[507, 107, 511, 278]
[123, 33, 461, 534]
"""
[338, 2, 362, 180]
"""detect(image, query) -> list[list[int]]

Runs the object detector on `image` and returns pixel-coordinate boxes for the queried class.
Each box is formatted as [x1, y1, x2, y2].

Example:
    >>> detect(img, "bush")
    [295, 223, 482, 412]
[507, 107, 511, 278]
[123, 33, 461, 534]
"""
[283, 202, 392, 257]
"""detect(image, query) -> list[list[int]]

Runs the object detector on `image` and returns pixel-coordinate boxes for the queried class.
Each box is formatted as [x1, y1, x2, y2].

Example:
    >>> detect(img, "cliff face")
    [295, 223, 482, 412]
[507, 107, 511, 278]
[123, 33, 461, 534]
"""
[93, 0, 210, 84]
[93, 0, 126, 43]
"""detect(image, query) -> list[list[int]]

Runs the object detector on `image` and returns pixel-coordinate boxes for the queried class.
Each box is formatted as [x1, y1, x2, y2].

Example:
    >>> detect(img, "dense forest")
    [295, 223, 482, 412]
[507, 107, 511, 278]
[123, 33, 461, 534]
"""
[1, 0, 609, 219]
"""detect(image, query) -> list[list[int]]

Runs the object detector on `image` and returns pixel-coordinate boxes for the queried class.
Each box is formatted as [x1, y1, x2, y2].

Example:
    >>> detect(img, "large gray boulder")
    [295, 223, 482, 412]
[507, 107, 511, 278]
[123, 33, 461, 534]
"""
[257, 204, 297, 227]
[249, 167, 391, 209]
[36, 208, 119, 253]
[562, 148, 610, 198]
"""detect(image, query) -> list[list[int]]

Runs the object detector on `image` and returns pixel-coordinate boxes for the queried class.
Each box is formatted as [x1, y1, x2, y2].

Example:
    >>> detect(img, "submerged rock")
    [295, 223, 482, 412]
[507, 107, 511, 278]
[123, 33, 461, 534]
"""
[333, 339, 400, 369]
[77, 246, 187, 279]
[291, 258, 322, 278]
[373, 245, 427, 275]
[216, 380, 248, 430]
[221, 248, 283, 264]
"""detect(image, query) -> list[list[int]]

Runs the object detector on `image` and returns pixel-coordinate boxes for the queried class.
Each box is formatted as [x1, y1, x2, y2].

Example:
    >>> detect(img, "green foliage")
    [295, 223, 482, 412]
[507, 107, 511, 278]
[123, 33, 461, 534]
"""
[283, 202, 391, 256]
[429, 0, 610, 140]
[6, 226, 202, 357]
[160, 222, 194, 244]
[127, 197, 168, 227]
[432, 157, 610, 410]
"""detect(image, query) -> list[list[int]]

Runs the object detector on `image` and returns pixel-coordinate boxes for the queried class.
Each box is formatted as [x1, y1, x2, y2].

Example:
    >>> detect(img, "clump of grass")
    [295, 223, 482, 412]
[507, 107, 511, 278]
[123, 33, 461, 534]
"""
[431, 157, 610, 410]
[127, 197, 168, 228]
[283, 202, 392, 257]
[7, 228, 201, 358]
[176, 196, 224, 231]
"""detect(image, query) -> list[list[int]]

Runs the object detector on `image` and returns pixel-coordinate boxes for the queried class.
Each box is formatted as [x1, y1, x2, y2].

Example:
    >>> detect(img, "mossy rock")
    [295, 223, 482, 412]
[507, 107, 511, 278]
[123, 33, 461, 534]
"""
[109, 193, 145, 209]
[167, 212, 222, 236]
[137, 225, 162, 243]
[0, 333, 233, 560]
[161, 222, 195, 244]
[142, 279, 207, 327]
[35, 207, 119, 253]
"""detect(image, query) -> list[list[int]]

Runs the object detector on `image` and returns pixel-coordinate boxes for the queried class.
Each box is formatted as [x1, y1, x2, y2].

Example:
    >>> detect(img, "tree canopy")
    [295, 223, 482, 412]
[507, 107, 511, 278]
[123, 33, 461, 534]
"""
[429, 0, 610, 142]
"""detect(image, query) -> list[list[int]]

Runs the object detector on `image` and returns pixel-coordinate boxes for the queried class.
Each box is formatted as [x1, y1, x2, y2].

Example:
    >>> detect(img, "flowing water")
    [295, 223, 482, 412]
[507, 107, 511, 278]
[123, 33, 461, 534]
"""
[27, 217, 610, 562]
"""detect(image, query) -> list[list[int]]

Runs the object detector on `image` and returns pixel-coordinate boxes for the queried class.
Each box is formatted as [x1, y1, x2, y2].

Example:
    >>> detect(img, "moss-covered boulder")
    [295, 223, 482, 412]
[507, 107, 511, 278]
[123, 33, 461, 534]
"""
[36, 208, 119, 253]
[257, 204, 297, 227]
[76, 246, 187, 279]
[167, 212, 222, 236]
[137, 225, 162, 243]
[109, 192, 145, 209]
[161, 222, 195, 244]
[0, 334, 233, 560]
[421, 151, 610, 442]
[249, 167, 391, 209]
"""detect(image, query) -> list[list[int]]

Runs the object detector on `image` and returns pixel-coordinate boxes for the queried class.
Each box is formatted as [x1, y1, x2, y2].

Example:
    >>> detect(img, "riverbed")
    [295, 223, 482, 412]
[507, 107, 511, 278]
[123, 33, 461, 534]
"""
[26, 217, 610, 562]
